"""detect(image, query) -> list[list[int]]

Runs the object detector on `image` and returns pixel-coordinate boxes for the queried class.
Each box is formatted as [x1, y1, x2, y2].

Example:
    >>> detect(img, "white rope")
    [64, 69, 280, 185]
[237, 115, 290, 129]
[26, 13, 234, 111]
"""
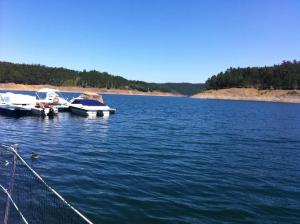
[0, 184, 29, 224]
[4, 150, 17, 224]
[4, 145, 93, 224]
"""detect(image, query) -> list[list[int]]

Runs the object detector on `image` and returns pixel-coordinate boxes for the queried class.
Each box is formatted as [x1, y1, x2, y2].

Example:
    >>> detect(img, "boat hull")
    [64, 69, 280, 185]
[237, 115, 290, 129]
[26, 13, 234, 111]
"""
[97, 109, 116, 117]
[69, 106, 98, 117]
[70, 106, 115, 117]
[55, 105, 70, 112]
[0, 105, 32, 116]
[31, 107, 58, 117]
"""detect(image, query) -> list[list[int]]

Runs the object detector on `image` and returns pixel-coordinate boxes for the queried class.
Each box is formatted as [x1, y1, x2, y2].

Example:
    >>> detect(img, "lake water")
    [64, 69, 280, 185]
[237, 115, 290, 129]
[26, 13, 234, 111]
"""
[1, 92, 300, 223]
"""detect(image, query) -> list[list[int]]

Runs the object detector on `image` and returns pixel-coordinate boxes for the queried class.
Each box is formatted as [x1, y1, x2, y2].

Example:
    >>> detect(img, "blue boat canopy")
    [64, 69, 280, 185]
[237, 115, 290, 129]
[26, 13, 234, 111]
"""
[72, 99, 106, 106]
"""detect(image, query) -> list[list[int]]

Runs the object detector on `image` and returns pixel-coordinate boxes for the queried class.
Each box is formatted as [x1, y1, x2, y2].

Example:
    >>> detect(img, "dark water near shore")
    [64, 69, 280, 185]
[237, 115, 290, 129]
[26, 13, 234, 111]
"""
[1, 92, 300, 223]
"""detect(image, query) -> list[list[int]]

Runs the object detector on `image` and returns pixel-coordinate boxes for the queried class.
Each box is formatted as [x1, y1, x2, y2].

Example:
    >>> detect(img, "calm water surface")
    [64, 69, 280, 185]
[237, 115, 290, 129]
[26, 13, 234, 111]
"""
[1, 92, 300, 223]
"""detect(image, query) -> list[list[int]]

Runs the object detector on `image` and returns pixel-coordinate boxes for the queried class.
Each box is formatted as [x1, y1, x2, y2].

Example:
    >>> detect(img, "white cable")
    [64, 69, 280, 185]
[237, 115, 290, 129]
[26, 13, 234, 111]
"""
[0, 184, 29, 224]
[3, 144, 93, 224]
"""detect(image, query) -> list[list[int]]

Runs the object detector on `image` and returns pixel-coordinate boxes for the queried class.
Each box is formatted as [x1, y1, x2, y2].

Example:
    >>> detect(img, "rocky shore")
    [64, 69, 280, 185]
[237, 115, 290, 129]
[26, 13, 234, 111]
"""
[192, 88, 300, 103]
[0, 83, 182, 97]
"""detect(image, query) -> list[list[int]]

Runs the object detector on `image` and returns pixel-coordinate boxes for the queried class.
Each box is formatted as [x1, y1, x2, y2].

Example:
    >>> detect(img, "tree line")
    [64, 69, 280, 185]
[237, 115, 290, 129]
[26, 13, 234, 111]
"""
[2, 60, 298, 95]
[205, 60, 300, 90]
[0, 61, 204, 95]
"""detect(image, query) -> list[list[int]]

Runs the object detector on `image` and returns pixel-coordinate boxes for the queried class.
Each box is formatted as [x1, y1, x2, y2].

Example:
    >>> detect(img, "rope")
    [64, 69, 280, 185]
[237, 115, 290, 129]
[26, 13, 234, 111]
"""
[0, 184, 29, 224]
[4, 150, 17, 224]
[1, 144, 93, 224]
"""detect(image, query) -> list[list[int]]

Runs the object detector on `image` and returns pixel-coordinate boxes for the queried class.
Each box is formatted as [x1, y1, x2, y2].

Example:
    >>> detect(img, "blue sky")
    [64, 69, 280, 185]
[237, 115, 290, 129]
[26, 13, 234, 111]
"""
[1, 0, 300, 83]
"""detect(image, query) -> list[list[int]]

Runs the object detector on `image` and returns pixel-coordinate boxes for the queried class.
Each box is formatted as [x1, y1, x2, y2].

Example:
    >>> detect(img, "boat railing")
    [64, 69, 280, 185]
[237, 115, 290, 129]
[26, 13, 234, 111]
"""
[0, 144, 93, 224]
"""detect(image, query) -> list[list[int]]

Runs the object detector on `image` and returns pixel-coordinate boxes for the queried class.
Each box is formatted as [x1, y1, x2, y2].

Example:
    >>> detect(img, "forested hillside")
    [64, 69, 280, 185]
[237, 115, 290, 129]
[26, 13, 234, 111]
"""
[3, 60, 297, 95]
[205, 61, 300, 90]
[0, 61, 204, 95]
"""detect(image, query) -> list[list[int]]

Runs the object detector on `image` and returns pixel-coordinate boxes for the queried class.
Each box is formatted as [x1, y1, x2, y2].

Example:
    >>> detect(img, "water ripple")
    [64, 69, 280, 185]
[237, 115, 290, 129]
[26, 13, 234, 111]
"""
[1, 94, 300, 223]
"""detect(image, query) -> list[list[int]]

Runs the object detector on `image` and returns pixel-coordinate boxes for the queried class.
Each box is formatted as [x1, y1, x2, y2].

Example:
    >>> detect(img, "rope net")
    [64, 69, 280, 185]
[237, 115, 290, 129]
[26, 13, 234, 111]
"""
[0, 144, 93, 224]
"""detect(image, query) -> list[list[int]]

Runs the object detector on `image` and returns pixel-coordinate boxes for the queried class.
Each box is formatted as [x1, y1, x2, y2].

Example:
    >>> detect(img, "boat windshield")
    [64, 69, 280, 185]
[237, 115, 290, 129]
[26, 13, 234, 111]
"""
[0, 95, 4, 103]
[36, 92, 47, 99]
[36, 91, 62, 100]
[72, 99, 106, 106]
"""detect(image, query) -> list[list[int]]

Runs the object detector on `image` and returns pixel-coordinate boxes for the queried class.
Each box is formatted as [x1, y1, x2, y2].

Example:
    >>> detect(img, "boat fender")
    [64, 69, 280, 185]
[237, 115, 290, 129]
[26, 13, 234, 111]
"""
[53, 97, 59, 104]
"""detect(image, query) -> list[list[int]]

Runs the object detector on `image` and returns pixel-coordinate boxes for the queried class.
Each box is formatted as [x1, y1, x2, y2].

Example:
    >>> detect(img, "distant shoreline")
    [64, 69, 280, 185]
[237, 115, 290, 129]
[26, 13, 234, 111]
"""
[192, 88, 300, 104]
[0, 83, 183, 97]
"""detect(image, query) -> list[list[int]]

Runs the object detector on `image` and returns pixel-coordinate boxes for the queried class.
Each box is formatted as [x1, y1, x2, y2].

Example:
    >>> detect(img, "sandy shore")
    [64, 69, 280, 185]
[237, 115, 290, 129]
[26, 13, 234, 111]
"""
[0, 83, 182, 97]
[192, 88, 300, 104]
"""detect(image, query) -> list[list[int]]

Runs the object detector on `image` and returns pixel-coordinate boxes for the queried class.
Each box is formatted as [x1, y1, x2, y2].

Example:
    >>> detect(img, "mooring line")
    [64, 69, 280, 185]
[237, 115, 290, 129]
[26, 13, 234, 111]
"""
[3, 150, 17, 224]
[0, 184, 29, 224]
[1, 144, 93, 224]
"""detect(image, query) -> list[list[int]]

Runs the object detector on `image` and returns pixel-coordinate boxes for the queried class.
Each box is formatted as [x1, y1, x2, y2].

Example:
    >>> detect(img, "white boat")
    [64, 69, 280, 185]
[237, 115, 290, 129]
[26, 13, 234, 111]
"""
[0, 92, 58, 117]
[69, 93, 116, 117]
[0, 92, 35, 116]
[36, 88, 69, 111]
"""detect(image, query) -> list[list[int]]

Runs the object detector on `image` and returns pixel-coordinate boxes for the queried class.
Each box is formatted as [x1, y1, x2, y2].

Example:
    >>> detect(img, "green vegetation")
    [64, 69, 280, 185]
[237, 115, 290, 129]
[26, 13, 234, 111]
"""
[3, 60, 298, 95]
[0, 61, 204, 95]
[205, 60, 300, 90]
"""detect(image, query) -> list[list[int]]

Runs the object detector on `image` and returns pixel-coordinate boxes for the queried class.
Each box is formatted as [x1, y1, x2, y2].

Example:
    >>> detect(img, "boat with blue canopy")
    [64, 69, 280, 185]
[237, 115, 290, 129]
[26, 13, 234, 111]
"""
[69, 93, 116, 117]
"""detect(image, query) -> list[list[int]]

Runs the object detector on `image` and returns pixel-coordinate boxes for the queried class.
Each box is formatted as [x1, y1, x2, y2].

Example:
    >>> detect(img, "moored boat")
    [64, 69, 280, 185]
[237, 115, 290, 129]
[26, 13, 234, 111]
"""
[69, 93, 116, 117]
[36, 88, 69, 111]
[0, 92, 35, 116]
[0, 92, 58, 117]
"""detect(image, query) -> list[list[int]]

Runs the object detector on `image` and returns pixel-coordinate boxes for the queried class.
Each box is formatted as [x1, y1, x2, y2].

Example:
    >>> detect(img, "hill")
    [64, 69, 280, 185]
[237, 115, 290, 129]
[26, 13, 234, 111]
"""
[192, 60, 300, 103]
[0, 61, 204, 96]
[205, 60, 300, 90]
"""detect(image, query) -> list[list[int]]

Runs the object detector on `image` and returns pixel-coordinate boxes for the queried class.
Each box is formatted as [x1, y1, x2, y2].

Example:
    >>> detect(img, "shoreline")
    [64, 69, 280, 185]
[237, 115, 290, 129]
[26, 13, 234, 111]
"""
[0, 83, 183, 97]
[191, 88, 300, 104]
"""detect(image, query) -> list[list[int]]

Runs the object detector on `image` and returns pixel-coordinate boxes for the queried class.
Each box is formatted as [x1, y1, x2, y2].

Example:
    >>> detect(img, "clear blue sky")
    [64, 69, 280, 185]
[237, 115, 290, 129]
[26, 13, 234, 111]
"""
[1, 0, 299, 83]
